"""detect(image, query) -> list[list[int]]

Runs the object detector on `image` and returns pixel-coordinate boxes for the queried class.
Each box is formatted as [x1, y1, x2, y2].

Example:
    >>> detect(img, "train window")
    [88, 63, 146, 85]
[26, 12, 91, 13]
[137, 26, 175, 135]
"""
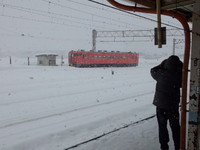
[123, 56, 126, 59]
[99, 56, 102, 58]
[103, 56, 107, 58]
[83, 55, 88, 59]
[132, 56, 135, 59]
[73, 53, 82, 56]
[110, 56, 115, 59]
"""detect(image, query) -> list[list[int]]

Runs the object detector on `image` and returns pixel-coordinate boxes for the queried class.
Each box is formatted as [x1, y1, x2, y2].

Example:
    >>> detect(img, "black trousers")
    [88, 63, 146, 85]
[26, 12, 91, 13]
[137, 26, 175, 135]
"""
[156, 107, 180, 150]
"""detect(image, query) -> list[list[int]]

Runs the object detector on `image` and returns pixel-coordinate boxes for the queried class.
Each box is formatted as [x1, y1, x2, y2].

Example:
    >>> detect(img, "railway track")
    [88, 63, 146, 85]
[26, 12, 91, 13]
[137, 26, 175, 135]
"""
[0, 80, 154, 106]
[0, 91, 154, 129]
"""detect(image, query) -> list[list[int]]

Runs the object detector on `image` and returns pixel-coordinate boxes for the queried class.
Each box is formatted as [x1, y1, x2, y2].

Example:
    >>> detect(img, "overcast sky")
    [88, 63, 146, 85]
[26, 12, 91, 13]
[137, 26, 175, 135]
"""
[0, 0, 188, 58]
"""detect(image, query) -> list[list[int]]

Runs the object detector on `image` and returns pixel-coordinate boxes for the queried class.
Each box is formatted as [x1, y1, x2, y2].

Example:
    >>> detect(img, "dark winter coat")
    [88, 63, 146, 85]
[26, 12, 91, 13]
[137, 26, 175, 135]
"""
[151, 56, 183, 110]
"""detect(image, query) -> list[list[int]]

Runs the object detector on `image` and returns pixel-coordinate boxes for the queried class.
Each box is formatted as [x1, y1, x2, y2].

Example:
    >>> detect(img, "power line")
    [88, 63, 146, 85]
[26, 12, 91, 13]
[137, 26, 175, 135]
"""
[90, 1, 200, 37]
[88, 0, 185, 31]
[0, 14, 92, 30]
[0, 3, 118, 30]
[68, 0, 181, 29]
[40, 0, 146, 30]
[64, 0, 151, 30]
[3, 0, 181, 31]
[0, 28, 90, 42]
[0, 2, 141, 30]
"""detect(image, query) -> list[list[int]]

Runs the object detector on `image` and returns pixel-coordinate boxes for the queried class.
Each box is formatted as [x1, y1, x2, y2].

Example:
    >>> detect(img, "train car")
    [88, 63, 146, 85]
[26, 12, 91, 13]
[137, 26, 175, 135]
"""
[68, 50, 139, 67]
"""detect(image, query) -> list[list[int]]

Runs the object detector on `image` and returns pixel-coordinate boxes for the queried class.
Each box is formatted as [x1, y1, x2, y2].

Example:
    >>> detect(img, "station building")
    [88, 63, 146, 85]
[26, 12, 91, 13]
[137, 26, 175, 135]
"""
[36, 54, 58, 66]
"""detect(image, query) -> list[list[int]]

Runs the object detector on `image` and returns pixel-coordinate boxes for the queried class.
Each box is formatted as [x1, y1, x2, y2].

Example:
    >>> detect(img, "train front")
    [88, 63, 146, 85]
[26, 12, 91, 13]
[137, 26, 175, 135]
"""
[68, 50, 83, 67]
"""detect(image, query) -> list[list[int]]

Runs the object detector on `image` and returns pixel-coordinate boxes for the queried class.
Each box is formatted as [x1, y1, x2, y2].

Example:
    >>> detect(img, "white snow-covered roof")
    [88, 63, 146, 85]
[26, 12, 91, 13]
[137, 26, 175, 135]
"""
[35, 53, 58, 57]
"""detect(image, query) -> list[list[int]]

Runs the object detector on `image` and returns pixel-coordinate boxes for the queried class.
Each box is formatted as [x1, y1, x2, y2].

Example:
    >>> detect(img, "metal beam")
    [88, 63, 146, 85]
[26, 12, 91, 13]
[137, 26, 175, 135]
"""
[124, 0, 156, 8]
[161, 0, 195, 10]
[95, 29, 183, 38]
[187, 0, 200, 149]
[156, 0, 162, 48]
[92, 29, 184, 50]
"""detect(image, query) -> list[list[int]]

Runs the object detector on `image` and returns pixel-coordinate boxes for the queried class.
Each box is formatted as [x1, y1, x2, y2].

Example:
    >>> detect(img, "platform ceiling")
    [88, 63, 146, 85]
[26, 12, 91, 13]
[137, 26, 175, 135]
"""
[124, 0, 195, 21]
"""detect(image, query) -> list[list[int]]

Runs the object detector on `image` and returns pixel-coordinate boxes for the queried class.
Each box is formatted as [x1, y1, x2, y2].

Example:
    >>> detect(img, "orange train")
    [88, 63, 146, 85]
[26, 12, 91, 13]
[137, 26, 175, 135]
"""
[68, 50, 139, 67]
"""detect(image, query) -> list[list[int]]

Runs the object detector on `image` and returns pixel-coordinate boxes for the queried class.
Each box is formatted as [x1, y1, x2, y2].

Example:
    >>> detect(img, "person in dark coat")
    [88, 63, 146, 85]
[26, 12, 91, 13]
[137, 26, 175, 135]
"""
[150, 55, 183, 150]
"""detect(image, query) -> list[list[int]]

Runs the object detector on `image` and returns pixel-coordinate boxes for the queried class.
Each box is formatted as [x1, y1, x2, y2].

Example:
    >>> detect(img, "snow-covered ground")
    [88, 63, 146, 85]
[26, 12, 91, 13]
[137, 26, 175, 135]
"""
[0, 57, 174, 150]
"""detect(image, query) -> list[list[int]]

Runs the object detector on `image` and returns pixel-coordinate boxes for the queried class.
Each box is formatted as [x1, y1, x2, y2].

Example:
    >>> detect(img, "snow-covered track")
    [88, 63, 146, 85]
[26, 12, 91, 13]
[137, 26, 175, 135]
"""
[0, 91, 153, 129]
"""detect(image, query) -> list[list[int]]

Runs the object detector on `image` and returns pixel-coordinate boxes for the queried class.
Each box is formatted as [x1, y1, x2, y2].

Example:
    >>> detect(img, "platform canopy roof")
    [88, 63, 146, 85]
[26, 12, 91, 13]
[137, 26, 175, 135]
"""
[124, 0, 195, 22]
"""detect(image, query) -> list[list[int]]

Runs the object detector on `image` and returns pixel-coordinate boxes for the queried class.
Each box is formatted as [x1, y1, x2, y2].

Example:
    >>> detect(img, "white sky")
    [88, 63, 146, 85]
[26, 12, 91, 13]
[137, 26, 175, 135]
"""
[0, 0, 188, 57]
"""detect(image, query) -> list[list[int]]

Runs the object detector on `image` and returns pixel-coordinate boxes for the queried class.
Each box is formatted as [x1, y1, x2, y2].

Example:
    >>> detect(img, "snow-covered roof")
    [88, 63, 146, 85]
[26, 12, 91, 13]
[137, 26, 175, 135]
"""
[35, 53, 58, 57]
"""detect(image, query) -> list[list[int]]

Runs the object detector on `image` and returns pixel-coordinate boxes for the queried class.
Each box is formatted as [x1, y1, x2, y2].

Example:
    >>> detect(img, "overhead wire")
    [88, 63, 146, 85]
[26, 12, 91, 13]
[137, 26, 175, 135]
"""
[63, 0, 151, 30]
[0, 24, 89, 42]
[0, 2, 146, 30]
[0, 0, 141, 42]
[0, 2, 93, 41]
[1, 0, 187, 32]
[41, 0, 192, 35]
[87, 0, 187, 32]
[93, 0, 200, 37]
[68, 0, 181, 29]
[40, 0, 146, 30]
[1, 0, 194, 43]
[0, 3, 120, 30]
[0, 14, 92, 30]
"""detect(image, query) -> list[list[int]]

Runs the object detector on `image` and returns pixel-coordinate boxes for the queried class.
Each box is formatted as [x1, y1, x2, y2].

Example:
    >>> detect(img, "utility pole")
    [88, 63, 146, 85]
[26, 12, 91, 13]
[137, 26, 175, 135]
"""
[173, 39, 184, 55]
[173, 38, 176, 55]
[9, 56, 12, 65]
[156, 0, 162, 48]
[92, 29, 97, 51]
[28, 57, 30, 66]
